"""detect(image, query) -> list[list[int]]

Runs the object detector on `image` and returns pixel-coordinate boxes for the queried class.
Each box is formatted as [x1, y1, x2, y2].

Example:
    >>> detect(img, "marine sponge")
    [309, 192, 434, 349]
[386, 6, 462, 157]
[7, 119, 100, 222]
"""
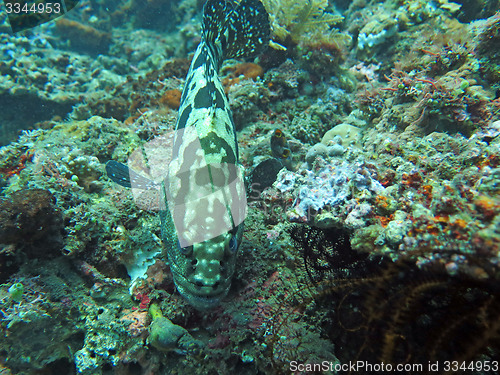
[55, 19, 111, 54]
[159, 89, 182, 110]
[222, 62, 264, 91]
[148, 303, 202, 355]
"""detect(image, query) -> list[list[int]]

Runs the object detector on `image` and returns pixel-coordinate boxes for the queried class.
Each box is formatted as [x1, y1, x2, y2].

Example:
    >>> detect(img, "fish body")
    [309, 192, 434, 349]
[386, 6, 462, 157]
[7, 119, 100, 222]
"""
[107, 0, 269, 309]
[164, 0, 269, 309]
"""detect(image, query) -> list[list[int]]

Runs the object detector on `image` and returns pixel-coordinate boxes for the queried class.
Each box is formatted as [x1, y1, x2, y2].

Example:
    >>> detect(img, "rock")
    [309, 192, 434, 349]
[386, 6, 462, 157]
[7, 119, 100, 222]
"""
[0, 189, 63, 259]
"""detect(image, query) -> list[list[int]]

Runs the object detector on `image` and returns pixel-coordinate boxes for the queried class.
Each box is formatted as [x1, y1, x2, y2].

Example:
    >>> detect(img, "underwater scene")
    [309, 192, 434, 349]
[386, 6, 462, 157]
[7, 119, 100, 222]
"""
[1, 0, 500, 374]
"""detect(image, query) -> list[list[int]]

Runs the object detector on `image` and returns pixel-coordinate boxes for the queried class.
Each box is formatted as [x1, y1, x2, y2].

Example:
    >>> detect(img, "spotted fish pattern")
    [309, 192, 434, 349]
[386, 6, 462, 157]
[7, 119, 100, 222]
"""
[163, 0, 269, 309]
[107, 0, 269, 309]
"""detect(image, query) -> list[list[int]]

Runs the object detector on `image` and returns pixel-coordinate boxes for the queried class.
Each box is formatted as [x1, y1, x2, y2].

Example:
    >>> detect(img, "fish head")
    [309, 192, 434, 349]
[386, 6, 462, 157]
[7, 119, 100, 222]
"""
[170, 224, 244, 309]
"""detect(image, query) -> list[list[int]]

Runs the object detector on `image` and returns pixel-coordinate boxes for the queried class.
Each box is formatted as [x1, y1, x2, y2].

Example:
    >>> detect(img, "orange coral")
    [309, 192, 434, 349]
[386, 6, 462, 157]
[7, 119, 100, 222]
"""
[222, 62, 264, 91]
[450, 218, 469, 240]
[233, 62, 264, 80]
[159, 89, 182, 110]
[420, 184, 433, 199]
[451, 218, 467, 229]
[375, 214, 393, 228]
[433, 215, 449, 224]
[426, 224, 440, 236]
[474, 195, 498, 220]
[375, 195, 389, 210]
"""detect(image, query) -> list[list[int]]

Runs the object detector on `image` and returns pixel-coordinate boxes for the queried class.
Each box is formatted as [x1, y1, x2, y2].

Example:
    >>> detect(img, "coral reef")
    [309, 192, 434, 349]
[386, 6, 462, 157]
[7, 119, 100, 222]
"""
[475, 12, 500, 89]
[1, 259, 87, 374]
[55, 19, 111, 55]
[269, 226, 500, 373]
[0, 189, 63, 268]
[0, 0, 499, 374]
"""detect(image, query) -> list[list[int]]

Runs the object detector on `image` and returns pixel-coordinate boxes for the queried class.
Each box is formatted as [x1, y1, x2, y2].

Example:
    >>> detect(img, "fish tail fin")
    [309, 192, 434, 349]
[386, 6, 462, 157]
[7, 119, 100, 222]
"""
[203, 0, 270, 60]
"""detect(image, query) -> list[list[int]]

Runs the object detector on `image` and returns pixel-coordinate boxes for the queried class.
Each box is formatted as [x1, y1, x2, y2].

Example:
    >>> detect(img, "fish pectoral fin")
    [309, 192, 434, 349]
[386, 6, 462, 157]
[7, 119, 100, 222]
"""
[106, 160, 158, 190]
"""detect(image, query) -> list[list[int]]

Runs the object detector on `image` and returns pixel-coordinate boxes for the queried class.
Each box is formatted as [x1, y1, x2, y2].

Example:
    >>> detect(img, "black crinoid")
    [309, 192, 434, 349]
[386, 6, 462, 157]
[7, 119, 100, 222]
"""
[273, 227, 500, 374]
[287, 224, 371, 282]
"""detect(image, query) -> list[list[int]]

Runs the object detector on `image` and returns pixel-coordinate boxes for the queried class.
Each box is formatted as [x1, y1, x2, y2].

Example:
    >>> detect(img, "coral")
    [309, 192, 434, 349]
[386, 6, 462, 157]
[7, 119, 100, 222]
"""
[120, 310, 149, 339]
[305, 143, 328, 166]
[474, 195, 499, 221]
[227, 79, 271, 130]
[0, 149, 34, 178]
[365, 68, 490, 135]
[264, 59, 311, 99]
[475, 12, 500, 87]
[147, 303, 202, 354]
[261, 0, 345, 48]
[55, 19, 111, 55]
[375, 210, 412, 247]
[0, 116, 158, 276]
[266, 121, 499, 278]
[159, 88, 182, 110]
[0, 189, 63, 262]
[91, 97, 130, 121]
[75, 302, 141, 374]
[357, 14, 397, 53]
[222, 62, 264, 91]
[289, 102, 337, 144]
[48, 116, 140, 161]
[231, 62, 264, 81]
[260, 0, 350, 78]
[297, 42, 348, 77]
[0, 260, 87, 374]
[321, 123, 362, 148]
[280, 158, 384, 228]
[121, 228, 164, 293]
[61, 151, 104, 193]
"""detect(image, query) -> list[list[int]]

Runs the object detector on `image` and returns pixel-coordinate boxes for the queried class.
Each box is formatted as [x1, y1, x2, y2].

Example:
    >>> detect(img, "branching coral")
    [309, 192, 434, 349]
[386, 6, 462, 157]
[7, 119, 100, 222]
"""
[261, 0, 347, 48]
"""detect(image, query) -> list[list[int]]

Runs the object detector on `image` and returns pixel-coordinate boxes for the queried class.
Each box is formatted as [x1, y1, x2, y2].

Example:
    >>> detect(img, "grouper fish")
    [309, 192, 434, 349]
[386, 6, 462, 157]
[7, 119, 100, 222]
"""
[106, 0, 270, 309]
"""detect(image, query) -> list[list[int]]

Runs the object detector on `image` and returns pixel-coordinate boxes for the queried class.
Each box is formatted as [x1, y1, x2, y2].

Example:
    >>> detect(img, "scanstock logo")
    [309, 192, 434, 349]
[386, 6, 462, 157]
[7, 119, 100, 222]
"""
[3, 0, 80, 33]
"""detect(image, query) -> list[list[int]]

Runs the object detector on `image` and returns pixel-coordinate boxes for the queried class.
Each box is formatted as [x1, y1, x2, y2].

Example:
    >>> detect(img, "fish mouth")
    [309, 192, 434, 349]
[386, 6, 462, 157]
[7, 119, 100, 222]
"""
[173, 272, 231, 309]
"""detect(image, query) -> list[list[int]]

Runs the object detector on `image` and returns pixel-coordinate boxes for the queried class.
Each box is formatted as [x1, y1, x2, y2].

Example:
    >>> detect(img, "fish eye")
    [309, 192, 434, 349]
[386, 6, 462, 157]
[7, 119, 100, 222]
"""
[282, 149, 290, 158]
[178, 242, 193, 255]
[228, 235, 238, 252]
